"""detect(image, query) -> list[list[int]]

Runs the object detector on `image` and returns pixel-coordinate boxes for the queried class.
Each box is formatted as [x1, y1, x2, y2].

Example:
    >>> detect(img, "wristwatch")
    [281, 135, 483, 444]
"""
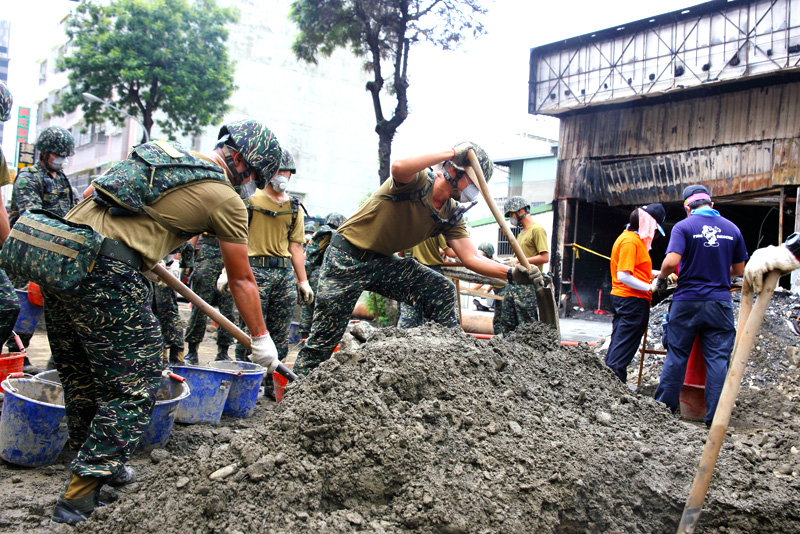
[785, 232, 800, 260]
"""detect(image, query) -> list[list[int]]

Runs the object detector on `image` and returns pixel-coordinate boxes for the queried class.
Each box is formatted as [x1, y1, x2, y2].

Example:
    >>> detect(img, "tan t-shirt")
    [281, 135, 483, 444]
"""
[519, 222, 549, 258]
[68, 180, 248, 271]
[408, 234, 447, 266]
[337, 171, 469, 256]
[246, 189, 305, 258]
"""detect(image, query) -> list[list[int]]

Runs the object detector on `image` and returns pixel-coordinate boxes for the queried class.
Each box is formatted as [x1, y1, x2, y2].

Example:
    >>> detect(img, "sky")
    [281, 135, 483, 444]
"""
[1, 0, 702, 165]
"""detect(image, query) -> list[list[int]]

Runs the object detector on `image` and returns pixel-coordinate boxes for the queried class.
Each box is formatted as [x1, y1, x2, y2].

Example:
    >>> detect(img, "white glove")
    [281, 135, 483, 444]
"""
[250, 333, 279, 372]
[297, 280, 314, 306]
[142, 261, 168, 287]
[217, 268, 229, 295]
[168, 261, 181, 280]
[502, 256, 519, 267]
[744, 245, 800, 293]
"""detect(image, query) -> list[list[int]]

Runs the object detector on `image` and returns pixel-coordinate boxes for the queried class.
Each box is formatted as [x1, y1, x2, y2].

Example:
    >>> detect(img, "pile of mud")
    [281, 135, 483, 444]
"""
[82, 323, 800, 533]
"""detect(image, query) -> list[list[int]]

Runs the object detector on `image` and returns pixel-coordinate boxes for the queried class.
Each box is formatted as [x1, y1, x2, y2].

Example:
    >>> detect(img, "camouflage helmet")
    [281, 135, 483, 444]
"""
[304, 222, 316, 234]
[0, 81, 12, 123]
[451, 141, 494, 183]
[35, 126, 75, 157]
[325, 212, 346, 229]
[504, 196, 530, 218]
[477, 242, 495, 258]
[279, 149, 296, 174]
[218, 119, 281, 189]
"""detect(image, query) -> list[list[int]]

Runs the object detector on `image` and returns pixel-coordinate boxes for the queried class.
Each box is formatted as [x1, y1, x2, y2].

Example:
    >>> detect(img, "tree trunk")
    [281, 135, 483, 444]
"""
[377, 130, 393, 184]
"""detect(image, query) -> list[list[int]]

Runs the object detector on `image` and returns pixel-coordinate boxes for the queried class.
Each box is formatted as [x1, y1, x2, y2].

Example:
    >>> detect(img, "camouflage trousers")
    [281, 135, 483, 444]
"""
[185, 244, 234, 348]
[298, 265, 321, 338]
[43, 256, 163, 478]
[492, 288, 504, 335]
[294, 247, 459, 376]
[397, 264, 456, 329]
[234, 265, 297, 361]
[153, 284, 183, 349]
[500, 283, 539, 334]
[0, 269, 20, 344]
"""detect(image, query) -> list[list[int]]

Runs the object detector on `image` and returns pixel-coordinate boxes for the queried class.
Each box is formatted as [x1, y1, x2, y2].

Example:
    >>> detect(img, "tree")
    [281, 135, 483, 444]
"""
[290, 0, 487, 184]
[54, 0, 237, 143]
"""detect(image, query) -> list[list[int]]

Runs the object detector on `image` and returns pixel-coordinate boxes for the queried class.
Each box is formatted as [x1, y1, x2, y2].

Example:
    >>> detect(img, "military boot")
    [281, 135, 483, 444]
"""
[169, 346, 184, 364]
[214, 345, 232, 362]
[184, 343, 199, 366]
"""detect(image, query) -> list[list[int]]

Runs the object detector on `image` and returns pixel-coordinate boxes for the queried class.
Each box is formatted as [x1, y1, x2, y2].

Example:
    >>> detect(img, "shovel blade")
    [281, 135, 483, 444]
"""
[536, 286, 560, 336]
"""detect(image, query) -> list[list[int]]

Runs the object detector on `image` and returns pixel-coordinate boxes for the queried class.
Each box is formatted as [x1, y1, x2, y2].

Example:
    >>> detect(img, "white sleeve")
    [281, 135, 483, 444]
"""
[617, 271, 651, 292]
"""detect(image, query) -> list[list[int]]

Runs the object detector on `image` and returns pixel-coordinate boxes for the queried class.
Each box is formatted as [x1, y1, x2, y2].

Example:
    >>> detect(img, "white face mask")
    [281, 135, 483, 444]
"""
[237, 179, 257, 200]
[50, 156, 68, 171]
[271, 175, 289, 193]
[509, 214, 520, 228]
[459, 184, 480, 203]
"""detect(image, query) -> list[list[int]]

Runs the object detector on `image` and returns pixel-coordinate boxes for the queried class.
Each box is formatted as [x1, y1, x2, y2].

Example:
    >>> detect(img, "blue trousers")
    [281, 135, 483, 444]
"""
[605, 295, 650, 383]
[654, 299, 735, 426]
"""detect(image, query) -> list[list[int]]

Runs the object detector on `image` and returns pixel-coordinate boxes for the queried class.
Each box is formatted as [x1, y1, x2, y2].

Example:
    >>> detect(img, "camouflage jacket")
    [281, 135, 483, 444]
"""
[305, 224, 336, 267]
[10, 161, 76, 224]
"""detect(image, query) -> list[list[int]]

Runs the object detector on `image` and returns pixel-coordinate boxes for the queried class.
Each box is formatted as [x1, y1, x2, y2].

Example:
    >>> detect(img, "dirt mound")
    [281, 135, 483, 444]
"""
[77, 322, 799, 533]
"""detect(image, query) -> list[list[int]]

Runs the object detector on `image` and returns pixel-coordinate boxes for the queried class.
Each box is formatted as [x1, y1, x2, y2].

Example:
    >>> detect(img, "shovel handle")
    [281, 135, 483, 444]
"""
[466, 149, 531, 270]
[677, 270, 780, 534]
[151, 264, 297, 382]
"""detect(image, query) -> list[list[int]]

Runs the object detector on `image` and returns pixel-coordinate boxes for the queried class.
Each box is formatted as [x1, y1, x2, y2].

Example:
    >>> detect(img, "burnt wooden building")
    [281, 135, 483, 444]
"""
[529, 0, 800, 312]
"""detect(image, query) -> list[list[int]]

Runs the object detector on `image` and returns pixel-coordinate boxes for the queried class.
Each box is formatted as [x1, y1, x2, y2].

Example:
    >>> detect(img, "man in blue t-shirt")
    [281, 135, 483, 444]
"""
[651, 184, 748, 426]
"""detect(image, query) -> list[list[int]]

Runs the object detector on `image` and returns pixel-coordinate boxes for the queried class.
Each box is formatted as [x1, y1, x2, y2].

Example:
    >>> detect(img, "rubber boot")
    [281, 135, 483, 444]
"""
[214, 345, 232, 362]
[22, 356, 40, 375]
[106, 465, 136, 487]
[169, 346, 184, 364]
[184, 342, 199, 366]
[51, 494, 94, 525]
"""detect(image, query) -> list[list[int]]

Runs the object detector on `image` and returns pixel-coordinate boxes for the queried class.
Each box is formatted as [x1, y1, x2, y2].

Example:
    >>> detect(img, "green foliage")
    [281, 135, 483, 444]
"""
[365, 291, 398, 327]
[289, 0, 488, 183]
[54, 0, 237, 140]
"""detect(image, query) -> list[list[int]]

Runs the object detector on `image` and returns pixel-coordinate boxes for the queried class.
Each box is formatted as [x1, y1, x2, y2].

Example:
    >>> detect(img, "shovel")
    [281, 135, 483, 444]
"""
[676, 270, 780, 534]
[151, 263, 297, 382]
[465, 149, 560, 335]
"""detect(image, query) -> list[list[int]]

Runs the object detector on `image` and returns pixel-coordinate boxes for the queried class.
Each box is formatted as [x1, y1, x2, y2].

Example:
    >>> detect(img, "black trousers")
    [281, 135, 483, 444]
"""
[605, 294, 650, 383]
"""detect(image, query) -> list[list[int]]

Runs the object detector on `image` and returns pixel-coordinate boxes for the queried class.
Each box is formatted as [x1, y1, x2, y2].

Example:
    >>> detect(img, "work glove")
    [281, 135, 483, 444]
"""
[250, 332, 279, 372]
[168, 261, 181, 281]
[744, 245, 800, 293]
[297, 280, 314, 306]
[217, 268, 229, 295]
[142, 261, 168, 287]
[502, 256, 519, 267]
[511, 264, 544, 286]
[451, 141, 474, 167]
[649, 277, 668, 294]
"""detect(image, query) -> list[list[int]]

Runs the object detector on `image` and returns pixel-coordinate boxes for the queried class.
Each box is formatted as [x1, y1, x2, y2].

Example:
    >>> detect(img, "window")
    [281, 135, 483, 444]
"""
[497, 226, 523, 257]
[39, 61, 47, 85]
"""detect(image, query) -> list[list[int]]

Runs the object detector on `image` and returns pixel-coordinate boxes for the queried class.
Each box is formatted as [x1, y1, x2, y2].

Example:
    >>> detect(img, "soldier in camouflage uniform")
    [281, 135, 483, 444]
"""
[299, 212, 345, 339]
[397, 234, 458, 329]
[472, 242, 505, 335]
[294, 142, 544, 375]
[9, 125, 78, 371]
[0, 81, 20, 352]
[183, 234, 236, 363]
[303, 221, 316, 249]
[223, 149, 312, 379]
[499, 196, 550, 334]
[44, 119, 283, 525]
[153, 242, 195, 364]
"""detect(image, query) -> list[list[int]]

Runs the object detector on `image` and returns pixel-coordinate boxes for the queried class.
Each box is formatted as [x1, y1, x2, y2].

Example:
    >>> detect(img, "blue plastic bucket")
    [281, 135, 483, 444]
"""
[208, 361, 266, 418]
[170, 366, 231, 425]
[13, 290, 43, 336]
[0, 377, 68, 467]
[33, 369, 61, 385]
[138, 373, 190, 451]
[288, 321, 300, 344]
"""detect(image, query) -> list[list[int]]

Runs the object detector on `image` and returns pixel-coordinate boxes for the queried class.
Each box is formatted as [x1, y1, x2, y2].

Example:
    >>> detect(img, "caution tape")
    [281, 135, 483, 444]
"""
[569, 243, 611, 261]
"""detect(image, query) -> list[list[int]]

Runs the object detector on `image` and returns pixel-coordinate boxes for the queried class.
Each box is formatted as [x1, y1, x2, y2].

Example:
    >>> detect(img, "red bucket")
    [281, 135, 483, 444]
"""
[680, 336, 707, 421]
[272, 362, 296, 404]
[0, 354, 25, 393]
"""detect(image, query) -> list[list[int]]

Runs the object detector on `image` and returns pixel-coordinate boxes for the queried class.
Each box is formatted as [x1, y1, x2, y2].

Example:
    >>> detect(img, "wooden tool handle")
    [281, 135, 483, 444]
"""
[466, 149, 531, 271]
[152, 264, 297, 382]
[677, 270, 780, 533]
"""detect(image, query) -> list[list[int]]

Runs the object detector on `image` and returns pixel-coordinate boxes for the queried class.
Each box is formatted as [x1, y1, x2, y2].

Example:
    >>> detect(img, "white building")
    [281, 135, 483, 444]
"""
[34, 0, 378, 218]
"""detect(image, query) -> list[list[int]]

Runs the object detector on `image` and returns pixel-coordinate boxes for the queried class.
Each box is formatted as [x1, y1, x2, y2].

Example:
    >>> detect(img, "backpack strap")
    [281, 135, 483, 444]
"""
[375, 174, 434, 203]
